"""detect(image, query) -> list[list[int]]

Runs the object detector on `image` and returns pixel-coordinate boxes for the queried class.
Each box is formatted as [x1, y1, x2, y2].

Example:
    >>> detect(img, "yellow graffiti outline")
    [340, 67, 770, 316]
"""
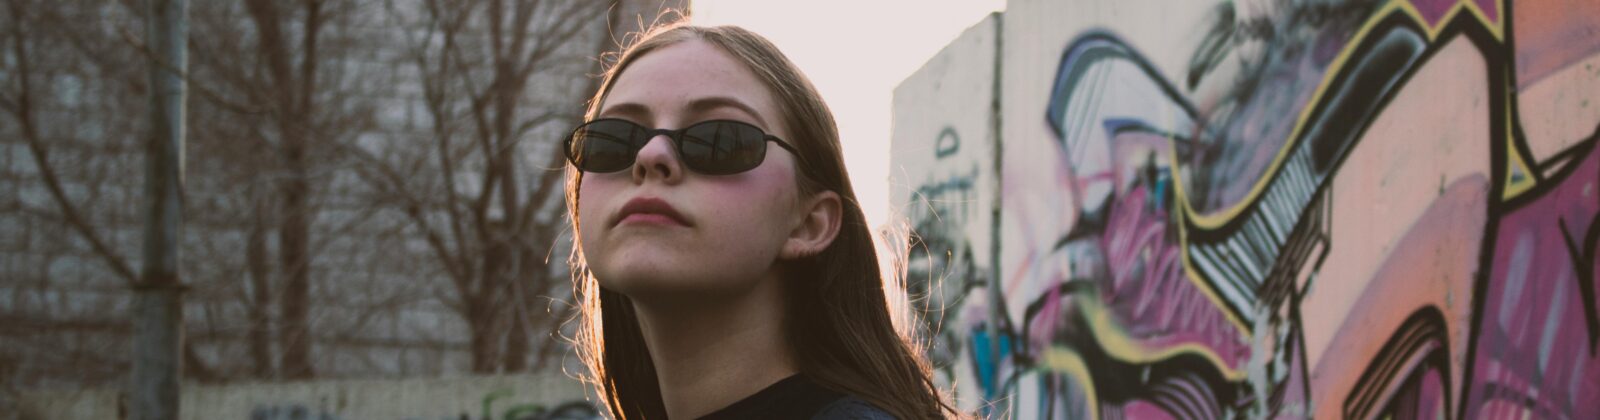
[1075, 292, 1249, 381]
[1031, 290, 1247, 416]
[1171, 0, 1512, 334]
[1503, 79, 1536, 199]
[1038, 346, 1102, 419]
[1178, 0, 1504, 229]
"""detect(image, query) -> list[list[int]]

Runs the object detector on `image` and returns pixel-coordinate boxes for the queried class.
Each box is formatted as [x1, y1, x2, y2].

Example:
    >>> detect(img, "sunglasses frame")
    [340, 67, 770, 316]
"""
[564, 118, 804, 175]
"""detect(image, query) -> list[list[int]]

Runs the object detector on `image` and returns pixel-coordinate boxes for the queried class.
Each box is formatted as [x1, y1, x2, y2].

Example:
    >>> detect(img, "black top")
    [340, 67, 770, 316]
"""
[695, 374, 897, 420]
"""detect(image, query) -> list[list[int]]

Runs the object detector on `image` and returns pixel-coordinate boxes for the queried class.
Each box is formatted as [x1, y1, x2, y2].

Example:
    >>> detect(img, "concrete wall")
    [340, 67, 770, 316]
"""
[891, 0, 1600, 417]
[888, 13, 1001, 411]
[18, 374, 595, 420]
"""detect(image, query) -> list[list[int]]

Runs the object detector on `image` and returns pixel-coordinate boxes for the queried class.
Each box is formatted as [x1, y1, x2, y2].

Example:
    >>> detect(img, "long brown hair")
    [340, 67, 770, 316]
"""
[564, 23, 957, 419]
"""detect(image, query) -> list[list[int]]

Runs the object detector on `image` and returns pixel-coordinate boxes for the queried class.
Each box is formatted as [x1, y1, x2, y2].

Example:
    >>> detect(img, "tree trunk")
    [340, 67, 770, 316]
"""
[245, 0, 322, 379]
[504, 308, 529, 372]
[467, 292, 504, 373]
[505, 241, 549, 372]
[247, 195, 275, 378]
[278, 153, 312, 379]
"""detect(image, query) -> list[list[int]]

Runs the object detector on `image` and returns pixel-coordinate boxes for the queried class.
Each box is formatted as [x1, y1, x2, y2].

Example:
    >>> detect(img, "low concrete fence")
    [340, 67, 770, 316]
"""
[16, 373, 598, 420]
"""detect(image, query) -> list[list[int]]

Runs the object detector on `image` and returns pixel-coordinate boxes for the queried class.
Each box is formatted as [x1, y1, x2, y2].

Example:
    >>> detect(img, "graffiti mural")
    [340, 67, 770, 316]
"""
[891, 0, 1600, 418]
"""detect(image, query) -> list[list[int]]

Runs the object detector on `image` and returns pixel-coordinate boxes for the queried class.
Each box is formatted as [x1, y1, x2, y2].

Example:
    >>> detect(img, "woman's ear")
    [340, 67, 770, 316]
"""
[781, 190, 842, 260]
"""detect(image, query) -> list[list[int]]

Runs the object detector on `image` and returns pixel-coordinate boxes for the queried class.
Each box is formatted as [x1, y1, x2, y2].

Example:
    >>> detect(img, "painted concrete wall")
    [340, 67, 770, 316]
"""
[18, 374, 595, 420]
[891, 0, 1600, 417]
[889, 12, 1002, 411]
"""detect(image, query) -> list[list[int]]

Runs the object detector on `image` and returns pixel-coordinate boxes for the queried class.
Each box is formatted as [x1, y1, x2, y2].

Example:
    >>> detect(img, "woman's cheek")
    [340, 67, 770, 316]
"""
[576, 180, 613, 261]
[715, 183, 793, 253]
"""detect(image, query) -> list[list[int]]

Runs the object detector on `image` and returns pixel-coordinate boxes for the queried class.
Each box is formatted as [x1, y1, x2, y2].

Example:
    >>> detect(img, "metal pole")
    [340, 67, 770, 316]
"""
[132, 0, 187, 419]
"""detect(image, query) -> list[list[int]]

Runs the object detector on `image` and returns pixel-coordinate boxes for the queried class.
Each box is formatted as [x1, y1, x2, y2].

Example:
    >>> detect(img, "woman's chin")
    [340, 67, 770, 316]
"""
[596, 265, 757, 303]
[598, 265, 694, 289]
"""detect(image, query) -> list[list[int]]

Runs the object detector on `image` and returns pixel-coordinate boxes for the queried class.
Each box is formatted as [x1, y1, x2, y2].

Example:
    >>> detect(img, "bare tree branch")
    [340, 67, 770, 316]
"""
[1, 2, 138, 284]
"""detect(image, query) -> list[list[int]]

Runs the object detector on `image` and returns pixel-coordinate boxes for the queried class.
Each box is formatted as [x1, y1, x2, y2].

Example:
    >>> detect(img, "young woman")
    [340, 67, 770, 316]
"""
[563, 23, 959, 419]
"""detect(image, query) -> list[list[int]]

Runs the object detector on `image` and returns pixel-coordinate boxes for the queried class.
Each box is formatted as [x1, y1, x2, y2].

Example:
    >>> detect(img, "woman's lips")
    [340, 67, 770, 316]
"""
[613, 197, 691, 227]
[619, 213, 683, 226]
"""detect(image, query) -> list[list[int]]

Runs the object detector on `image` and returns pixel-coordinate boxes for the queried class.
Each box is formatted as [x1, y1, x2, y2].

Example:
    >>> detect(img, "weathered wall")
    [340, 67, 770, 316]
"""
[891, 0, 1600, 417]
[18, 374, 596, 420]
[889, 13, 1001, 411]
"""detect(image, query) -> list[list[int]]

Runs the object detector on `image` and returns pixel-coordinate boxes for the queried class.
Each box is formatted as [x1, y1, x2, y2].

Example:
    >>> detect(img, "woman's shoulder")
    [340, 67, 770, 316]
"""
[811, 395, 897, 420]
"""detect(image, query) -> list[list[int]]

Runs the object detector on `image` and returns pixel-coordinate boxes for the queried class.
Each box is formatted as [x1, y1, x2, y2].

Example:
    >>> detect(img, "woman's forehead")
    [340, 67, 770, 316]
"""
[601, 40, 780, 129]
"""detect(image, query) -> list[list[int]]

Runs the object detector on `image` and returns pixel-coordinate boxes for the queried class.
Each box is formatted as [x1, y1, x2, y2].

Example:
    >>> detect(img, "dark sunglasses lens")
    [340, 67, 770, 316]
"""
[570, 120, 643, 172]
[680, 121, 767, 175]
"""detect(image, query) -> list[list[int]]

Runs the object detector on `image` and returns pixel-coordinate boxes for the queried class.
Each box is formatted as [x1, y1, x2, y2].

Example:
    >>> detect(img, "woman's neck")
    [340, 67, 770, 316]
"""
[631, 276, 798, 419]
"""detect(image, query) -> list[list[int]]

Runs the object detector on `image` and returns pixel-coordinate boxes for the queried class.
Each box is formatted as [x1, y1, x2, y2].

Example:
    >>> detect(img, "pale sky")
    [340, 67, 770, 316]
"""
[693, 1, 1006, 230]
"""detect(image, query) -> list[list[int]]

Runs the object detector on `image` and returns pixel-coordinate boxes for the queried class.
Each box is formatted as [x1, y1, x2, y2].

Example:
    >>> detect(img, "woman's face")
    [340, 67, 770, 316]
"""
[578, 39, 804, 300]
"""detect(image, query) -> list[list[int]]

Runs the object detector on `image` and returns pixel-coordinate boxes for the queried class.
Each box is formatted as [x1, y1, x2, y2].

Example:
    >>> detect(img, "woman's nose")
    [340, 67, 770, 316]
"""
[632, 134, 683, 184]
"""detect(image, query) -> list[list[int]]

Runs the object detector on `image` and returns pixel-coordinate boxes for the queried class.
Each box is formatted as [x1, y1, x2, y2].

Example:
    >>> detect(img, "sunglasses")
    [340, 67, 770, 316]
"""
[564, 118, 802, 175]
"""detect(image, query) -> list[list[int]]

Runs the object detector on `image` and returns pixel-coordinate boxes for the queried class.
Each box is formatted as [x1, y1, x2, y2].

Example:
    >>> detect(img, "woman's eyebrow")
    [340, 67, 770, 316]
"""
[598, 102, 651, 121]
[687, 96, 767, 128]
[599, 97, 768, 128]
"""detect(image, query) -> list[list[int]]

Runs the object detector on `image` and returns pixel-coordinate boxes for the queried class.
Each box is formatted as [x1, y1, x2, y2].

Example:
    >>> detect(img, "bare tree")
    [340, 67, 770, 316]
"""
[0, 0, 304, 386]
[2, 0, 148, 388]
[1, 0, 672, 391]
[356, 0, 615, 374]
